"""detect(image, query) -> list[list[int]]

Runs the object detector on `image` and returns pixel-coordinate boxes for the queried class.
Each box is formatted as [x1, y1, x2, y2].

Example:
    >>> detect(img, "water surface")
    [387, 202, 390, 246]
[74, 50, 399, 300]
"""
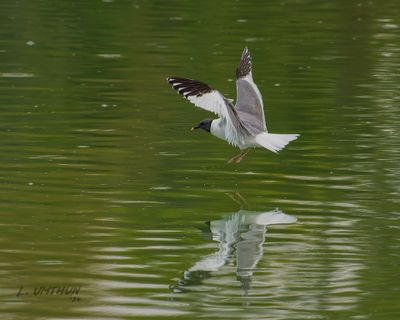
[1, 1, 400, 319]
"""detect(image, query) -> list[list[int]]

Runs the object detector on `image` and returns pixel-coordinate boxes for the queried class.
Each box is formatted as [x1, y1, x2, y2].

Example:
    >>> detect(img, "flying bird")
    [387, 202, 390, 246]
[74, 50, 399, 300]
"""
[167, 47, 299, 163]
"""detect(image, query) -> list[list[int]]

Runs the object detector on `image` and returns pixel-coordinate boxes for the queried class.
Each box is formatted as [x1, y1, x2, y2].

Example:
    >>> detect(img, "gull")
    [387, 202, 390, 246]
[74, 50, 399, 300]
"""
[167, 47, 299, 163]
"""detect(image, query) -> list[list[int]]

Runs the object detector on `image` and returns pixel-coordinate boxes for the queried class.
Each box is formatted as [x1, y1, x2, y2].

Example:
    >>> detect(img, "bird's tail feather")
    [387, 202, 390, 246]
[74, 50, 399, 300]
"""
[255, 133, 299, 154]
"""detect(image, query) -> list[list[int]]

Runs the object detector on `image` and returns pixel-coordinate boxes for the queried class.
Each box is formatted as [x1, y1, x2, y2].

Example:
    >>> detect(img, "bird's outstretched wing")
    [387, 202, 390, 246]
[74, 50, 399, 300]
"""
[167, 77, 246, 146]
[235, 47, 267, 135]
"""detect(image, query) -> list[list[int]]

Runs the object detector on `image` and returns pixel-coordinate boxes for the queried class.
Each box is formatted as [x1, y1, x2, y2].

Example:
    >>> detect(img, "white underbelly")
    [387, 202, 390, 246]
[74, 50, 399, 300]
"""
[210, 118, 258, 149]
[210, 118, 226, 141]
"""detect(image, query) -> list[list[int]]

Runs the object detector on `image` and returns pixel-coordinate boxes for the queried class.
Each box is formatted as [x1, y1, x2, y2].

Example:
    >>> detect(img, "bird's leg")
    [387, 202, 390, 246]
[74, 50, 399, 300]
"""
[235, 148, 251, 163]
[233, 190, 249, 208]
[225, 191, 249, 209]
[227, 152, 242, 164]
[227, 149, 251, 164]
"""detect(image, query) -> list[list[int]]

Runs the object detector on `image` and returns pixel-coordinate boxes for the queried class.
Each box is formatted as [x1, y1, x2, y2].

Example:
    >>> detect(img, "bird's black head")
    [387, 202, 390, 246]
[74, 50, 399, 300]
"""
[191, 118, 213, 133]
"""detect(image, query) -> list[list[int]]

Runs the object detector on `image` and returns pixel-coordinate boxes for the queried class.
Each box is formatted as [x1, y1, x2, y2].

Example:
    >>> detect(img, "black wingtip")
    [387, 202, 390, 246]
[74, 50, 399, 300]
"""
[166, 77, 213, 98]
[236, 47, 252, 79]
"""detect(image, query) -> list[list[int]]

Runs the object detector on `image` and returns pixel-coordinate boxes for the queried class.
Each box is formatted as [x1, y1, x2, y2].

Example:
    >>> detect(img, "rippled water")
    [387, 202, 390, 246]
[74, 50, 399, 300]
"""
[1, 1, 400, 319]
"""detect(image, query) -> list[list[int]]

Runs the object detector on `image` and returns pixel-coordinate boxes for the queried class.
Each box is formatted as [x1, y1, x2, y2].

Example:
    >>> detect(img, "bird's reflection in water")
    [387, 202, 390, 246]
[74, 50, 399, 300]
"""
[171, 193, 297, 295]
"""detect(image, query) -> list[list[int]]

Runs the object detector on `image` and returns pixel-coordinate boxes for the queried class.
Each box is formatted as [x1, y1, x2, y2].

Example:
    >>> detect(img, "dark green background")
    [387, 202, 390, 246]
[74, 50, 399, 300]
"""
[1, 0, 399, 319]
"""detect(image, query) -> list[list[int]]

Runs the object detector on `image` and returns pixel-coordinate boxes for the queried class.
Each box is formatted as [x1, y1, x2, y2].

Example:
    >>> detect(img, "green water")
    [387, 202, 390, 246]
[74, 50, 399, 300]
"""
[1, 1, 400, 319]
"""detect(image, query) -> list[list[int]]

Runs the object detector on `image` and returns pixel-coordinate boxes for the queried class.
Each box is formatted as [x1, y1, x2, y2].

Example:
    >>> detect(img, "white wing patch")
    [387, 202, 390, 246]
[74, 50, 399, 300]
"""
[187, 90, 227, 117]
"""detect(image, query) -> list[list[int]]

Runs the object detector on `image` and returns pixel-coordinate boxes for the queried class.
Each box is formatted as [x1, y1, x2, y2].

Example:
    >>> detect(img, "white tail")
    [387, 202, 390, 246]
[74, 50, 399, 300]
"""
[255, 133, 299, 153]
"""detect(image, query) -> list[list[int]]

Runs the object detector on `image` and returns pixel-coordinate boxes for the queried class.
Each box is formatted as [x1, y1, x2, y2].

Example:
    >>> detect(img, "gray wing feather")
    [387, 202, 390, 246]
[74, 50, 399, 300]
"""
[223, 98, 249, 146]
[235, 47, 267, 135]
